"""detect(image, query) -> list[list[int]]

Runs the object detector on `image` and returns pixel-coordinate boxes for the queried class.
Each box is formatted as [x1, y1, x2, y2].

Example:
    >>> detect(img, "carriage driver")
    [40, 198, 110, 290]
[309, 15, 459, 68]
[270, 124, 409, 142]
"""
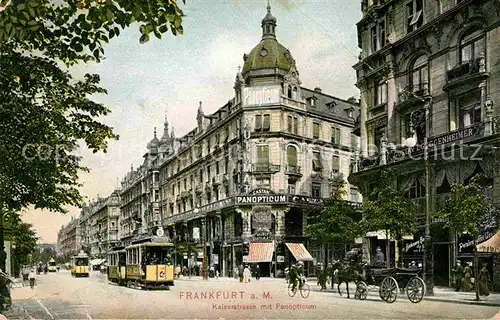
[373, 247, 385, 267]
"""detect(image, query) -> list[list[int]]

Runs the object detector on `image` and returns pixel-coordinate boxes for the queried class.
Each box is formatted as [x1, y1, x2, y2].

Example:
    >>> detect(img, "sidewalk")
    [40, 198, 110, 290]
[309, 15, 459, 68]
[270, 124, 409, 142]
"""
[311, 282, 500, 307]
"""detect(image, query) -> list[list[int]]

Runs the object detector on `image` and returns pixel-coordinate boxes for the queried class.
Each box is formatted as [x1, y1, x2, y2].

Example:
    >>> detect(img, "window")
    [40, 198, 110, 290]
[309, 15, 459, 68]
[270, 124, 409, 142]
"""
[310, 98, 316, 107]
[313, 122, 320, 139]
[405, 179, 425, 199]
[199, 169, 203, 183]
[287, 115, 292, 132]
[407, 0, 423, 33]
[373, 126, 386, 151]
[460, 30, 485, 63]
[404, 110, 426, 145]
[207, 139, 211, 154]
[312, 183, 322, 198]
[350, 188, 359, 202]
[287, 145, 297, 167]
[312, 151, 322, 172]
[293, 117, 298, 134]
[255, 114, 271, 132]
[257, 145, 269, 164]
[331, 127, 341, 144]
[288, 183, 296, 194]
[410, 56, 428, 94]
[458, 90, 481, 128]
[376, 81, 388, 105]
[332, 155, 340, 172]
[371, 20, 386, 53]
[351, 134, 358, 149]
[216, 161, 220, 175]
[224, 155, 229, 173]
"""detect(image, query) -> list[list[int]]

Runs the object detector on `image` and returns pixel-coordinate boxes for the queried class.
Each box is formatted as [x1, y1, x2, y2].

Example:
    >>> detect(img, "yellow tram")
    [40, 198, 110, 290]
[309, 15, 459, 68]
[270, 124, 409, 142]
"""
[107, 247, 126, 285]
[110, 236, 175, 290]
[71, 250, 89, 277]
[48, 258, 57, 272]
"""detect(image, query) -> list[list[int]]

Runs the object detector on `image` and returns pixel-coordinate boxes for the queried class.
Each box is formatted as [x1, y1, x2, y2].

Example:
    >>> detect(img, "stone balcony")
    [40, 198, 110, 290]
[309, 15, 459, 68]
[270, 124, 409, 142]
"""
[443, 56, 488, 91]
[397, 83, 430, 107]
[250, 163, 280, 174]
[285, 165, 302, 176]
[212, 175, 222, 186]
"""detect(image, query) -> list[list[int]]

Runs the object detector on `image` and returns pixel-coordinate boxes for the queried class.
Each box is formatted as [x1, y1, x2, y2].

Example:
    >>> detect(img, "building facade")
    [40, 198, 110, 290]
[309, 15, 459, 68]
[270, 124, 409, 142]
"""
[56, 218, 81, 259]
[351, 0, 500, 287]
[159, 5, 360, 277]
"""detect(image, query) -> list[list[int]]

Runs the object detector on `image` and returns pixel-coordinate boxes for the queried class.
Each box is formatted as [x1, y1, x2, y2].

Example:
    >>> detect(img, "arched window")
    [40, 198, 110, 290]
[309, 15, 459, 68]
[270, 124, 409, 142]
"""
[460, 29, 485, 63]
[287, 145, 297, 167]
[410, 55, 428, 92]
[293, 87, 298, 100]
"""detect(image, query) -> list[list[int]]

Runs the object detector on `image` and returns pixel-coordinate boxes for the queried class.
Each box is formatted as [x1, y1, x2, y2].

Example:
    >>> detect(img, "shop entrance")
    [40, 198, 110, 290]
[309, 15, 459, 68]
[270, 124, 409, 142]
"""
[433, 243, 449, 286]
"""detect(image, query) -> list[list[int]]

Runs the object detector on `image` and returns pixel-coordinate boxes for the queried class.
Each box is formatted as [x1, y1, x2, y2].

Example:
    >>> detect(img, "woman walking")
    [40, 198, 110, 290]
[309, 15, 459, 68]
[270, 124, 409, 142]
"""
[243, 265, 251, 283]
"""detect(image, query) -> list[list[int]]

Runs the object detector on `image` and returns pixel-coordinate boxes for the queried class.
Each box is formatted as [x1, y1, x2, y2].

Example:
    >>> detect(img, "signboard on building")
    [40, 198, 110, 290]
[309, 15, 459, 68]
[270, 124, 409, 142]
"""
[277, 255, 284, 263]
[193, 227, 200, 241]
[253, 229, 273, 241]
[235, 194, 324, 205]
[252, 206, 272, 230]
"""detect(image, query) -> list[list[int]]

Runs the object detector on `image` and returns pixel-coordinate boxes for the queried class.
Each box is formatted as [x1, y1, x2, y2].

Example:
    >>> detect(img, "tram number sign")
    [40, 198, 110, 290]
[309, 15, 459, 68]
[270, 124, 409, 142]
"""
[159, 271, 165, 278]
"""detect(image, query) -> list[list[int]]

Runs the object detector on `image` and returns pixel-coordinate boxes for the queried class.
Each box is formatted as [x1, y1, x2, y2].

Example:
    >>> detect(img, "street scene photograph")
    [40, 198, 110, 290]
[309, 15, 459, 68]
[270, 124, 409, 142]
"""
[1, 0, 500, 319]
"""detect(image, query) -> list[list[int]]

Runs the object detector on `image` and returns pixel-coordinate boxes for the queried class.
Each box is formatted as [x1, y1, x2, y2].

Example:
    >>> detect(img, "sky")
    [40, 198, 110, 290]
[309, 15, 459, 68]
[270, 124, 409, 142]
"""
[20, 0, 362, 244]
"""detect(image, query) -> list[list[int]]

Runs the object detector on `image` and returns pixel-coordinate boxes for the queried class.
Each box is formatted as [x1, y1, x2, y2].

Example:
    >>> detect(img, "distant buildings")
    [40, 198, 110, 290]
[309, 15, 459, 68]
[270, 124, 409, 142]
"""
[56, 5, 361, 276]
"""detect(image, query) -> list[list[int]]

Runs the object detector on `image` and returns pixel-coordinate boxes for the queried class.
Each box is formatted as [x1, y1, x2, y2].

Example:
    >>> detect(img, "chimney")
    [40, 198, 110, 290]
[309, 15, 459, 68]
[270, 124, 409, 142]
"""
[314, 87, 322, 93]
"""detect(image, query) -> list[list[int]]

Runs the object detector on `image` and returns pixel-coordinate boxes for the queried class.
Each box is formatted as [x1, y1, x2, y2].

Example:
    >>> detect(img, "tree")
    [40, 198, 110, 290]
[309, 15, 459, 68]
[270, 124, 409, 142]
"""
[174, 241, 198, 277]
[437, 175, 491, 301]
[4, 211, 38, 277]
[361, 169, 418, 268]
[306, 182, 363, 264]
[0, 0, 186, 270]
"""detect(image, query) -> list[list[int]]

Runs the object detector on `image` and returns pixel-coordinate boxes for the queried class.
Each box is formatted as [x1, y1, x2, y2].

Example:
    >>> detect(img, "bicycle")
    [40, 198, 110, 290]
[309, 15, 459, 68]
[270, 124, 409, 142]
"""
[287, 277, 310, 298]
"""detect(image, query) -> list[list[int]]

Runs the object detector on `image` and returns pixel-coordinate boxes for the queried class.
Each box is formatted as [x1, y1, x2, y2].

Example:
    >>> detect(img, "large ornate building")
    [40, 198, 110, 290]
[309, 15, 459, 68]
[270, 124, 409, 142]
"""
[158, 5, 360, 277]
[56, 217, 81, 259]
[350, 0, 500, 288]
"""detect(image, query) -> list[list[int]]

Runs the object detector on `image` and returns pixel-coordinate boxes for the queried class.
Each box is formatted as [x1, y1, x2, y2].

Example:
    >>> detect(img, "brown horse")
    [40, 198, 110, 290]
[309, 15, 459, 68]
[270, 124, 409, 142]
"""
[332, 248, 363, 299]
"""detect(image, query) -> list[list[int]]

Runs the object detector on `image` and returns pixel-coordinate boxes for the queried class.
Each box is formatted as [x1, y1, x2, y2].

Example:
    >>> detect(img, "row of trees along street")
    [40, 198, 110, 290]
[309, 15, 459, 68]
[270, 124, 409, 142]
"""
[306, 169, 498, 300]
[0, 0, 186, 271]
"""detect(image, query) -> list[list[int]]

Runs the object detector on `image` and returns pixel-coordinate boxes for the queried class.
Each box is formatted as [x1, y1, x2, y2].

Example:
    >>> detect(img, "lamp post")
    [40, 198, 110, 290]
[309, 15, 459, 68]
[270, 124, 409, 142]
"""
[405, 100, 434, 296]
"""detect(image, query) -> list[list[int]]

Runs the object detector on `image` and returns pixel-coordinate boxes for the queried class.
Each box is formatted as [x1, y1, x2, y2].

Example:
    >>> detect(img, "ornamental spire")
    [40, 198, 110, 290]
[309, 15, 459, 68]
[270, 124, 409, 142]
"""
[261, 0, 277, 40]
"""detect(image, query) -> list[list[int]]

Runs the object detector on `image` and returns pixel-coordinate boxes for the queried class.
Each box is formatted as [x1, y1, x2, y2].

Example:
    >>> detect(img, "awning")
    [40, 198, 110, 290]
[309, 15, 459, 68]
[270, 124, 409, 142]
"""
[247, 242, 274, 263]
[477, 232, 500, 253]
[366, 231, 391, 240]
[90, 259, 106, 265]
[285, 243, 313, 261]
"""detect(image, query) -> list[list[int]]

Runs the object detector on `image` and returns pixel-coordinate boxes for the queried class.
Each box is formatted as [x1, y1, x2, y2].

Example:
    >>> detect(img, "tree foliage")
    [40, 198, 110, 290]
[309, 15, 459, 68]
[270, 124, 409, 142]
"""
[0, 0, 185, 214]
[360, 169, 418, 238]
[306, 182, 363, 246]
[4, 212, 38, 276]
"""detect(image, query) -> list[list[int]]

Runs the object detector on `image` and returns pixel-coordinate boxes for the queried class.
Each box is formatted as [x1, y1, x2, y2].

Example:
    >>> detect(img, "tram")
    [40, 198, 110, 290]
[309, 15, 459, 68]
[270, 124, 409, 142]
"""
[71, 250, 89, 277]
[48, 258, 57, 272]
[111, 236, 175, 290]
[107, 246, 126, 285]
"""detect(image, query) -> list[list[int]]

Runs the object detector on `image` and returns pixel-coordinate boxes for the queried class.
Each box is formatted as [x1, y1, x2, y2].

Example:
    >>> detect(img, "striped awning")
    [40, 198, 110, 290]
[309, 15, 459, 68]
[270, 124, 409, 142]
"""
[247, 242, 274, 263]
[285, 243, 313, 261]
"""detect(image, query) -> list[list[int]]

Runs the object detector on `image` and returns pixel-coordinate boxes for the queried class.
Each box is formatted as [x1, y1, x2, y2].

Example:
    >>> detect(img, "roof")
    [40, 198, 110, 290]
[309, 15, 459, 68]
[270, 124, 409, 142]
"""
[301, 87, 360, 122]
[242, 38, 295, 75]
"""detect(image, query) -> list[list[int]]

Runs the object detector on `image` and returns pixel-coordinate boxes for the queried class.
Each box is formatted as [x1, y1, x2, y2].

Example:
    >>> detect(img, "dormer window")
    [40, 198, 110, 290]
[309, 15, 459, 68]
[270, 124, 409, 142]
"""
[348, 108, 354, 118]
[308, 96, 318, 107]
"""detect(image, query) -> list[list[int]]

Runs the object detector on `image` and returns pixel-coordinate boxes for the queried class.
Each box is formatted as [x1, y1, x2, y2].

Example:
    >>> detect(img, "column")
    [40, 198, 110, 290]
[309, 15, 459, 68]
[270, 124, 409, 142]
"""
[386, 60, 397, 142]
[359, 81, 369, 157]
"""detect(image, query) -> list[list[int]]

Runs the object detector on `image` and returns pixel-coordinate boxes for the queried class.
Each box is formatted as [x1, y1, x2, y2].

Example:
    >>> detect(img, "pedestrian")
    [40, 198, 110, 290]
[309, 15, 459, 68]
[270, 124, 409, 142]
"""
[255, 265, 260, 280]
[238, 265, 244, 283]
[215, 269, 219, 279]
[478, 264, 490, 296]
[243, 265, 251, 283]
[175, 265, 181, 279]
[463, 262, 473, 292]
[452, 260, 463, 291]
[28, 269, 36, 289]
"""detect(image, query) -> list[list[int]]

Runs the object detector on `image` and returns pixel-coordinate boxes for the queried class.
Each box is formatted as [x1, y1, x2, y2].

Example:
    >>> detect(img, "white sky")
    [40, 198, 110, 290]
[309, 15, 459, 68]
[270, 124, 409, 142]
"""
[21, 0, 362, 243]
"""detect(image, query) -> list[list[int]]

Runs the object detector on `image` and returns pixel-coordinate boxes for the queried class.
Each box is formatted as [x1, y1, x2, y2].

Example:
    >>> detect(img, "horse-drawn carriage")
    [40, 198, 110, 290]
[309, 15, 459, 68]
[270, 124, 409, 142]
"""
[333, 248, 426, 304]
[355, 264, 426, 303]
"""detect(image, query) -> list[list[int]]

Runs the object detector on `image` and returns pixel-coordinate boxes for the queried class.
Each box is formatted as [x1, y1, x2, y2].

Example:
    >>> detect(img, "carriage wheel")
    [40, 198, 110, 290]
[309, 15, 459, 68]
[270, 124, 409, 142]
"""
[379, 277, 399, 303]
[406, 277, 425, 303]
[288, 283, 297, 297]
[355, 281, 368, 300]
[300, 283, 310, 299]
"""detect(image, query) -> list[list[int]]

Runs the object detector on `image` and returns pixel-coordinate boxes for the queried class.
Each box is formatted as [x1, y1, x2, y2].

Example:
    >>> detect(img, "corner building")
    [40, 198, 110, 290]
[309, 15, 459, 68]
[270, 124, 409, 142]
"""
[351, 0, 500, 288]
[160, 5, 360, 277]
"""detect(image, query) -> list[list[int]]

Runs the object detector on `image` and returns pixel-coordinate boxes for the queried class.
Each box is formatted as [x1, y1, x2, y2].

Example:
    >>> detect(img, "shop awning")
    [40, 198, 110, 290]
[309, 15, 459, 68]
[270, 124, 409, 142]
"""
[285, 243, 313, 261]
[247, 242, 274, 263]
[90, 259, 106, 265]
[477, 232, 500, 253]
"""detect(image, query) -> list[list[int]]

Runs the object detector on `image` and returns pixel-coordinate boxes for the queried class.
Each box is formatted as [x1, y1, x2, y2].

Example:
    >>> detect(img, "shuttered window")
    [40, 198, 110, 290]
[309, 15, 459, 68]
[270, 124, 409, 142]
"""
[287, 146, 297, 166]
[263, 115, 271, 131]
[331, 127, 341, 144]
[313, 122, 320, 139]
[332, 155, 340, 172]
[255, 115, 262, 131]
[257, 145, 269, 164]
[312, 151, 322, 171]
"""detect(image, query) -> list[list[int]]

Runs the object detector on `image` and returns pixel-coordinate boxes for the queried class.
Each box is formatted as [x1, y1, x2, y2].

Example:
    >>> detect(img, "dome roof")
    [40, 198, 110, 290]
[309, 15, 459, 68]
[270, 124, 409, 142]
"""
[147, 128, 159, 149]
[242, 39, 295, 75]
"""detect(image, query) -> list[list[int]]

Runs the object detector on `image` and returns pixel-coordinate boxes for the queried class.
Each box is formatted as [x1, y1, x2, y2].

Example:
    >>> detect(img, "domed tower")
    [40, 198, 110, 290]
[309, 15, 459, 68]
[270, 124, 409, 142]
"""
[241, 2, 301, 92]
[158, 112, 174, 156]
[146, 127, 160, 155]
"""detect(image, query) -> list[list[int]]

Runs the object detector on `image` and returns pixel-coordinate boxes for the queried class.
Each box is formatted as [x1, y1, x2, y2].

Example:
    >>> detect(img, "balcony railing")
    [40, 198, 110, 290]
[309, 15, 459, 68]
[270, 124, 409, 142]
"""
[285, 165, 302, 175]
[398, 83, 429, 104]
[212, 176, 222, 185]
[446, 58, 483, 83]
[251, 163, 280, 174]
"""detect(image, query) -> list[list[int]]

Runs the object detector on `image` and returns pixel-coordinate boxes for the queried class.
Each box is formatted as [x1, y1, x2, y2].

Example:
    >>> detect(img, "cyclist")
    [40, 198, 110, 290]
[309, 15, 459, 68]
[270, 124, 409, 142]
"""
[289, 261, 304, 292]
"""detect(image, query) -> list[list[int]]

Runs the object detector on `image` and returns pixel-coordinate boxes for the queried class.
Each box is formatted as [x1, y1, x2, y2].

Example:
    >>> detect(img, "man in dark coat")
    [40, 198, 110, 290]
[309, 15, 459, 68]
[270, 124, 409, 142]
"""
[255, 265, 260, 280]
[452, 260, 464, 291]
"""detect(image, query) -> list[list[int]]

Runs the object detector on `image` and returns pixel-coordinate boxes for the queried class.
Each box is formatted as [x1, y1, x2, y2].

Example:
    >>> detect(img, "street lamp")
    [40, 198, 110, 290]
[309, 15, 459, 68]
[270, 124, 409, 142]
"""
[405, 101, 434, 296]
